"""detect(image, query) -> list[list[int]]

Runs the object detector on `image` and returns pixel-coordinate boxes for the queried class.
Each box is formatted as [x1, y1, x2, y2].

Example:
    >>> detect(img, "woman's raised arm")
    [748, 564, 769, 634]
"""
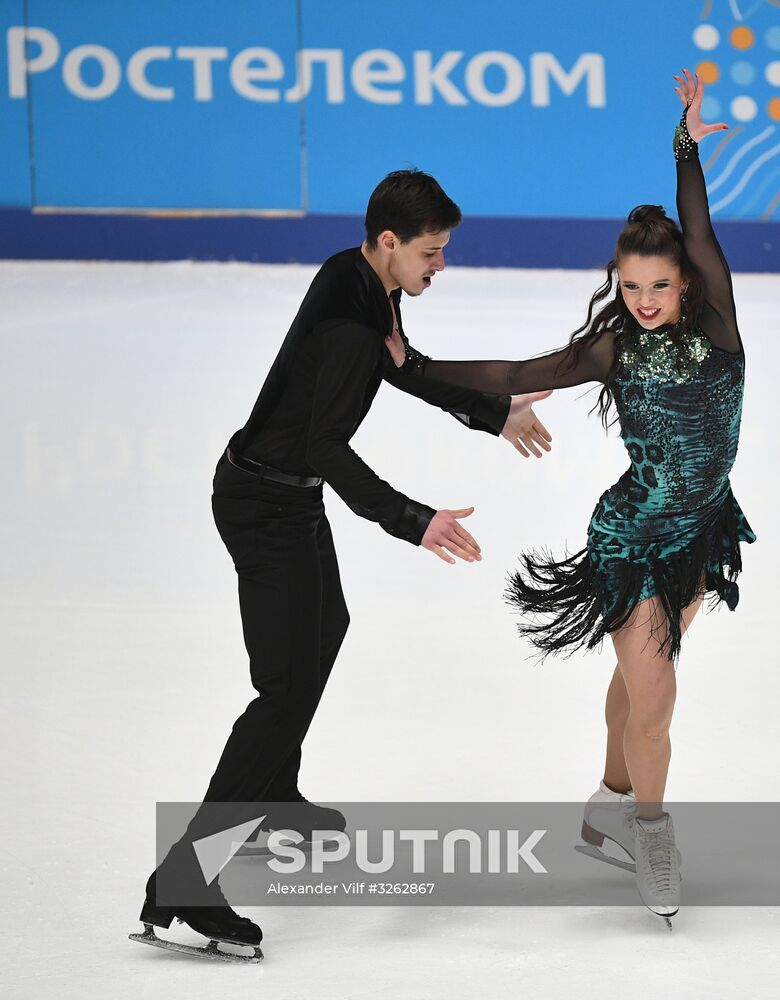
[673, 68, 741, 353]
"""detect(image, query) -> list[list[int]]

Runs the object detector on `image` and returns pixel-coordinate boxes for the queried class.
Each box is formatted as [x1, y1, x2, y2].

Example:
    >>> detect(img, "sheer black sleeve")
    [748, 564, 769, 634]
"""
[399, 328, 616, 394]
[383, 331, 510, 435]
[674, 110, 742, 353]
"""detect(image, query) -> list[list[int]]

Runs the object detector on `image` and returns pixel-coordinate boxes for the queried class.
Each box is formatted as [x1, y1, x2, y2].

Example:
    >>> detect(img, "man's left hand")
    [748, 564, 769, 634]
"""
[501, 391, 553, 458]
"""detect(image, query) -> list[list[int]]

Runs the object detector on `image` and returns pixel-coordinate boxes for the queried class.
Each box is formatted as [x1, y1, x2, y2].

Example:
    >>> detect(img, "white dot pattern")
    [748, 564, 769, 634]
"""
[730, 95, 758, 121]
[693, 25, 720, 51]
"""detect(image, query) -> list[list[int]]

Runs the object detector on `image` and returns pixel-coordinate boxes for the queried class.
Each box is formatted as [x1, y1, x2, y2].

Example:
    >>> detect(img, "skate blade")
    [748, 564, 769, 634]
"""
[647, 908, 677, 931]
[129, 924, 263, 963]
[574, 843, 636, 874]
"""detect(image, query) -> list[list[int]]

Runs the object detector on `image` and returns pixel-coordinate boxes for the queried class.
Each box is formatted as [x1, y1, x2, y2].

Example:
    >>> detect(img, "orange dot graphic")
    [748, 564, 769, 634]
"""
[696, 60, 720, 84]
[730, 26, 754, 50]
[769, 97, 780, 121]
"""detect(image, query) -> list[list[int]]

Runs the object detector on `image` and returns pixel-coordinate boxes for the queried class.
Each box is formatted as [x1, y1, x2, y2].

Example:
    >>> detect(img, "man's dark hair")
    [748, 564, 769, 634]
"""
[364, 169, 461, 248]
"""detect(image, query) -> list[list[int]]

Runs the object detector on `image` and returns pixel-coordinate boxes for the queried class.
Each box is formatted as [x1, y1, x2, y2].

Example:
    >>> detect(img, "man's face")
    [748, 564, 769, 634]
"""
[385, 229, 450, 296]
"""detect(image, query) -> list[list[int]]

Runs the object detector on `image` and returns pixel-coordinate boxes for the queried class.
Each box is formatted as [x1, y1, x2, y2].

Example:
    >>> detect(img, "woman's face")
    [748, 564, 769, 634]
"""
[617, 254, 686, 330]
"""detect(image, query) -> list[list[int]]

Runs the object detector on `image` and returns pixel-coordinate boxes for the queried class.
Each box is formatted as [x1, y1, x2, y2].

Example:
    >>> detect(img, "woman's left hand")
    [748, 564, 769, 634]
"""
[674, 67, 728, 142]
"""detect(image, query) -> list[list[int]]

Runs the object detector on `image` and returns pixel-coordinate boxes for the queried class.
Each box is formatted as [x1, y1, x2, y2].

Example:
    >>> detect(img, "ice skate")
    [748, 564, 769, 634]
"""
[236, 794, 347, 856]
[575, 781, 640, 872]
[263, 792, 347, 834]
[634, 812, 681, 930]
[129, 869, 264, 962]
[575, 781, 682, 875]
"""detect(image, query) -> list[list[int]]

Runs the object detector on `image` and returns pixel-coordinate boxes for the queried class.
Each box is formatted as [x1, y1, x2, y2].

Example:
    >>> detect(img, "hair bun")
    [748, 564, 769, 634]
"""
[627, 204, 668, 226]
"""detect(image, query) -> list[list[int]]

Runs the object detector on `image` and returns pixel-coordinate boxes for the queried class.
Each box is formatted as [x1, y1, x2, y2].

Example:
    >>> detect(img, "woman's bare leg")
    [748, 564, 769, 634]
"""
[610, 595, 703, 819]
[603, 665, 632, 793]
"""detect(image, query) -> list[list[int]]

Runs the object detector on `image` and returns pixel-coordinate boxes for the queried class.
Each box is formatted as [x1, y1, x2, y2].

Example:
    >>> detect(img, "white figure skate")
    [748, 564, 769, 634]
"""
[575, 781, 682, 875]
[575, 781, 639, 873]
[634, 812, 681, 930]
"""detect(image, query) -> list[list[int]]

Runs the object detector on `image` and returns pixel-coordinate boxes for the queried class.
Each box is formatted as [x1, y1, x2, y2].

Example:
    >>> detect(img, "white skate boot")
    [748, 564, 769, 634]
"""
[576, 781, 682, 874]
[634, 812, 681, 930]
[575, 780, 638, 873]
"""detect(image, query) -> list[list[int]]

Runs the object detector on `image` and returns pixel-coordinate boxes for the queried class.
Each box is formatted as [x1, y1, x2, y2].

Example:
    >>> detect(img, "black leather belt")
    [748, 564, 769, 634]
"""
[226, 447, 323, 488]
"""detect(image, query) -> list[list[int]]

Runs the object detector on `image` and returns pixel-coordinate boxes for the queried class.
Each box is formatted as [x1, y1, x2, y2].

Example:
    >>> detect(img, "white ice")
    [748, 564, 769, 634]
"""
[1, 260, 778, 999]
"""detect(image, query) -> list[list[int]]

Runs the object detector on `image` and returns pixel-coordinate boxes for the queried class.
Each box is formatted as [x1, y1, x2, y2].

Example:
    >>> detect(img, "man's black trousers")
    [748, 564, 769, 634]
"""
[183, 451, 350, 845]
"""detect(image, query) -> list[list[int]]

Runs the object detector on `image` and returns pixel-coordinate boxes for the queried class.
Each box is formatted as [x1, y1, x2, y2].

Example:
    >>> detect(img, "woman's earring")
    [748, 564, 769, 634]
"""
[680, 286, 688, 325]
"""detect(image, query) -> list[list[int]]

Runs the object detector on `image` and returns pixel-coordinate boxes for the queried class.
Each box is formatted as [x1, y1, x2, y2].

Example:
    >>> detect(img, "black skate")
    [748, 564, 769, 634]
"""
[236, 794, 346, 857]
[129, 870, 264, 963]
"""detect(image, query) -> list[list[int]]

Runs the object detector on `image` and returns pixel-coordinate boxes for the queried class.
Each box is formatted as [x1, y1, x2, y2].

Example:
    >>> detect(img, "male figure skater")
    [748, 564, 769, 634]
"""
[136, 170, 552, 956]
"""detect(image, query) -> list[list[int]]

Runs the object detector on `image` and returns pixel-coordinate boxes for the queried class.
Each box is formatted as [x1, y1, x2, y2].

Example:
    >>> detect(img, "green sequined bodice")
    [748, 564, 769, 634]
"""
[610, 326, 745, 512]
[619, 326, 710, 384]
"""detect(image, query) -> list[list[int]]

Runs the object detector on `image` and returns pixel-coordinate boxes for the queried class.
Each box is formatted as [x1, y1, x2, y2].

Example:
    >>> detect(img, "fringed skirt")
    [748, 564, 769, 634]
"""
[505, 481, 755, 661]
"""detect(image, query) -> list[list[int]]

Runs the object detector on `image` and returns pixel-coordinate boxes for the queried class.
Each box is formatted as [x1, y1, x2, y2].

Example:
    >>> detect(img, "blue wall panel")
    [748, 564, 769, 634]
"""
[23, 0, 302, 210]
[1, 2, 779, 267]
[0, 0, 32, 206]
[298, 0, 690, 218]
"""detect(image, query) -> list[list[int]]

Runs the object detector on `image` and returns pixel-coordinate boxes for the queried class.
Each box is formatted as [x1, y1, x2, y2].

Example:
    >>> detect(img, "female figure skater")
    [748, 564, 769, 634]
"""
[388, 71, 755, 925]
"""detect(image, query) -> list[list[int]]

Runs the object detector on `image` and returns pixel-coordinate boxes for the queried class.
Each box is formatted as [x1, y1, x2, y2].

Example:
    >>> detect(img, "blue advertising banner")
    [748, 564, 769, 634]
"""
[12, 0, 303, 210]
[298, 0, 680, 219]
[1, 1, 778, 265]
[0, 0, 32, 206]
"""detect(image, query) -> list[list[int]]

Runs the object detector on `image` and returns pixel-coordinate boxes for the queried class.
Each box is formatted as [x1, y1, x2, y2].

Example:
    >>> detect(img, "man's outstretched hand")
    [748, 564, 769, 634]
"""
[421, 507, 482, 565]
[501, 391, 553, 458]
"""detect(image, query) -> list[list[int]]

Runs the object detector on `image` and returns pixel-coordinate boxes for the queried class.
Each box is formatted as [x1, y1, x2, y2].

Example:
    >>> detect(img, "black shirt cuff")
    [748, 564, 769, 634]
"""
[390, 498, 437, 545]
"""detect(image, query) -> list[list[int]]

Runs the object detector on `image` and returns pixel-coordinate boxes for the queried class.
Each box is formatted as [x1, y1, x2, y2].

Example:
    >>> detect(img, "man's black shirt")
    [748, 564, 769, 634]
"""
[232, 247, 510, 545]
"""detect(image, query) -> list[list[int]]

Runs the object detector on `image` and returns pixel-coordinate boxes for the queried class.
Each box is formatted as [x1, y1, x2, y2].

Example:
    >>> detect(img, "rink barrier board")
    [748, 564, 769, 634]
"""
[1, 209, 778, 272]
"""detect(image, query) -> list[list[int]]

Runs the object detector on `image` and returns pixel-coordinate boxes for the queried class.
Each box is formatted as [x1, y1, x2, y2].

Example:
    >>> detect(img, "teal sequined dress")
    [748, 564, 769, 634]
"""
[510, 323, 755, 660]
[596, 327, 753, 613]
[398, 112, 755, 660]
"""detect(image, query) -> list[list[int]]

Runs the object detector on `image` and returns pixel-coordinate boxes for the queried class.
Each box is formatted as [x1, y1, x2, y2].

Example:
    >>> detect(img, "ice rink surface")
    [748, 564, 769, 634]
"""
[1, 259, 778, 999]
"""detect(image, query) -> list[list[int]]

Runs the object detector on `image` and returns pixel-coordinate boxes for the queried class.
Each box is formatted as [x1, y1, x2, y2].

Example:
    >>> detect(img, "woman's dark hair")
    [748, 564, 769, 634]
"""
[556, 204, 704, 429]
[364, 169, 462, 247]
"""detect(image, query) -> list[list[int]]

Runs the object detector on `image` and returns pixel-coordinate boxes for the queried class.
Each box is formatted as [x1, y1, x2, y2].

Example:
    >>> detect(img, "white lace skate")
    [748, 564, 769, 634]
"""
[633, 812, 681, 929]
[576, 781, 682, 873]
[575, 781, 639, 872]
